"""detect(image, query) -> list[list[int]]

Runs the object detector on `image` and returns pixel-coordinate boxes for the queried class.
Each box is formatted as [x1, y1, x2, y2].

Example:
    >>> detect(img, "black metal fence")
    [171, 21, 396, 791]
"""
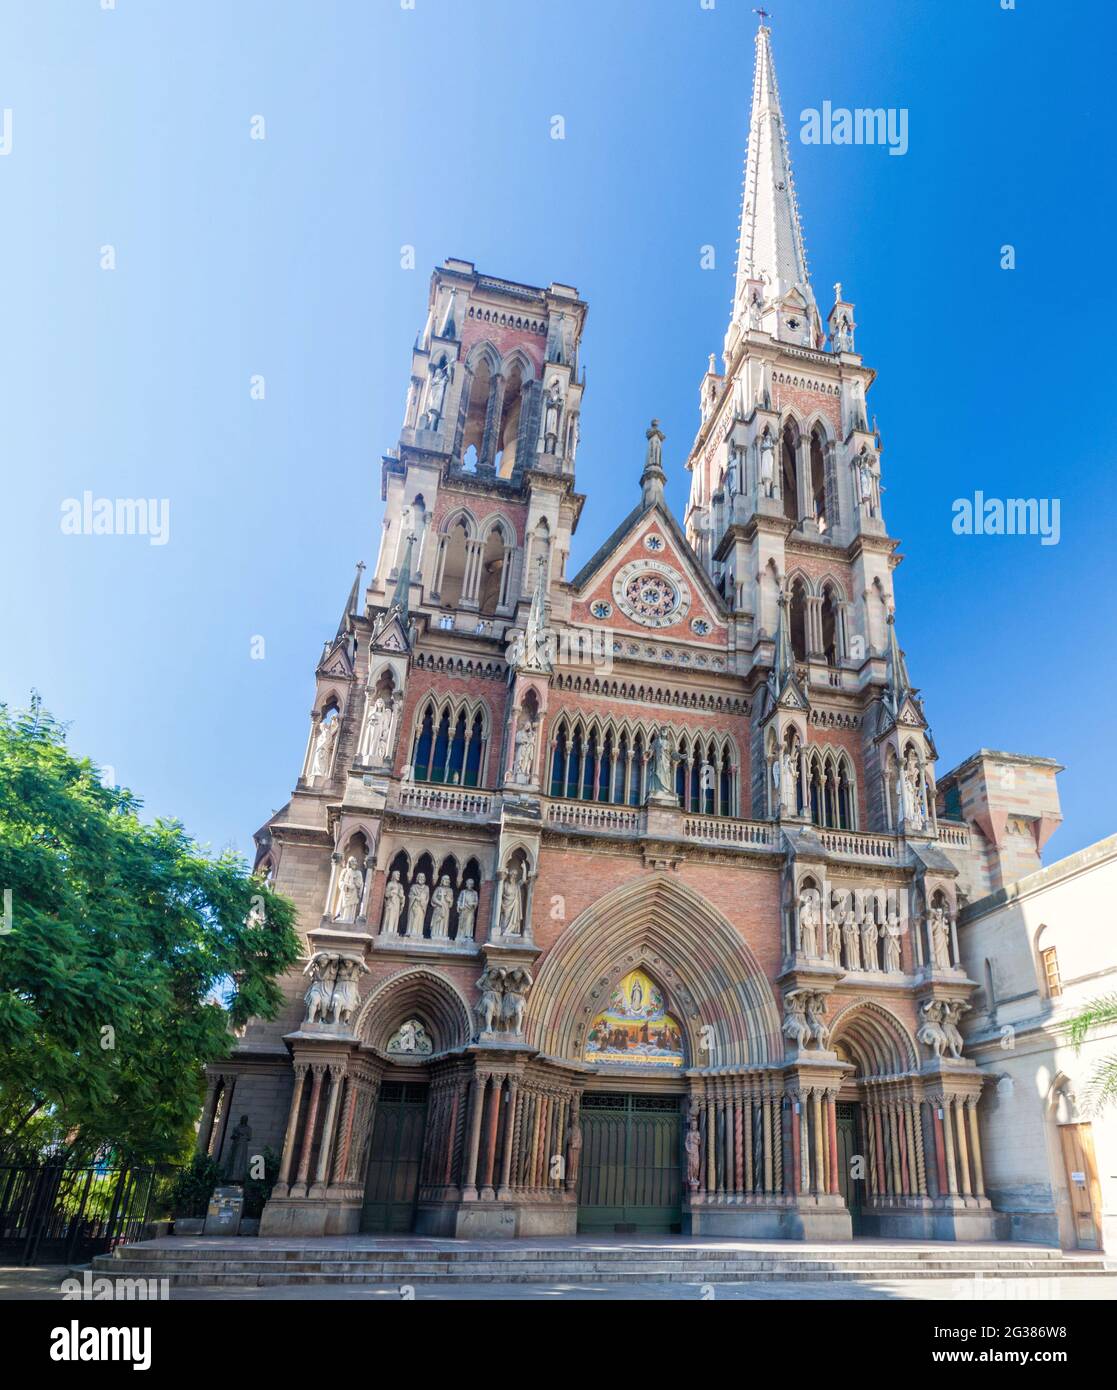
[0, 1159, 178, 1265]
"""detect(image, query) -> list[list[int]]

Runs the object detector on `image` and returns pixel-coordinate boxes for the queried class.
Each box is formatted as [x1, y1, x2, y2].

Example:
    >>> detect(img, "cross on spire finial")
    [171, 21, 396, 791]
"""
[753, 7, 771, 23]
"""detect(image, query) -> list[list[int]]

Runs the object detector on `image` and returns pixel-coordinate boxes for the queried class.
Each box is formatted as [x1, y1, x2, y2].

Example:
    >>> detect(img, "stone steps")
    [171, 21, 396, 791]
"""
[85, 1240, 1113, 1287]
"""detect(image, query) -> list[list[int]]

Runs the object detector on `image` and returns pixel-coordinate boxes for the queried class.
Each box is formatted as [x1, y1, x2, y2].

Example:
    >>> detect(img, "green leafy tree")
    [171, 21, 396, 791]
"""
[1066, 994, 1117, 1113]
[0, 701, 300, 1164]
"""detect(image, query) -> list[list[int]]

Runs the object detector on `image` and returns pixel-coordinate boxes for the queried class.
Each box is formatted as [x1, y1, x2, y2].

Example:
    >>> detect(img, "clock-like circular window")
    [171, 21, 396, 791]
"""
[612, 560, 691, 629]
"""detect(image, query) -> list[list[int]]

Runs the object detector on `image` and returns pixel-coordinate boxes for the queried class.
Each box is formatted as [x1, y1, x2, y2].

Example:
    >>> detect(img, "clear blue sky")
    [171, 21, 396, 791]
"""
[2, 0, 1114, 864]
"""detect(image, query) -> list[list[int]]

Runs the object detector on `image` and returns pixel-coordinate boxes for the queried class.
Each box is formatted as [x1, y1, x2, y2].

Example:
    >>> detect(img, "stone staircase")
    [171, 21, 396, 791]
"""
[84, 1237, 1115, 1288]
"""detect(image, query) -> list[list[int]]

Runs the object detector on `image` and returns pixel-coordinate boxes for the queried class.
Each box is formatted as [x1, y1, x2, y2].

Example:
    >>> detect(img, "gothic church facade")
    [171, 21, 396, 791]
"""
[203, 25, 1064, 1243]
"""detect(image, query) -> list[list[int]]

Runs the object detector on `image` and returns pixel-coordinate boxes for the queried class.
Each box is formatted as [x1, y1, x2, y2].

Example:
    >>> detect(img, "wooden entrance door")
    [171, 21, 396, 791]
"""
[835, 1101, 866, 1234]
[360, 1082, 428, 1234]
[577, 1093, 682, 1233]
[1059, 1122, 1102, 1250]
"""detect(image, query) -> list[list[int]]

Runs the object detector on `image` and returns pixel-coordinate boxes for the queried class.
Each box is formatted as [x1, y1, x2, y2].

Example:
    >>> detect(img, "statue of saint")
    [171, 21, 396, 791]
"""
[513, 716, 537, 783]
[423, 357, 449, 430]
[543, 382, 562, 452]
[406, 873, 430, 937]
[842, 916, 862, 972]
[860, 911, 879, 972]
[363, 696, 389, 762]
[310, 717, 338, 780]
[902, 749, 925, 830]
[498, 868, 524, 936]
[685, 1116, 702, 1191]
[759, 428, 776, 497]
[797, 890, 820, 957]
[456, 878, 479, 939]
[647, 727, 678, 799]
[929, 906, 952, 970]
[882, 916, 903, 974]
[380, 870, 406, 935]
[334, 856, 364, 922]
[429, 875, 454, 938]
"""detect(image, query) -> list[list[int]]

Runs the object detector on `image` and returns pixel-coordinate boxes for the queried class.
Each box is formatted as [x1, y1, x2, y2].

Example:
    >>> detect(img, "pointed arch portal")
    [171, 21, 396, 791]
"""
[526, 873, 782, 1068]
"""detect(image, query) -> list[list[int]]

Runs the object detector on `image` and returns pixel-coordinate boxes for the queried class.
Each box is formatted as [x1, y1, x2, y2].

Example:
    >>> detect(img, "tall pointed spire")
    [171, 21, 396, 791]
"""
[336, 561, 365, 641]
[885, 610, 910, 716]
[730, 21, 816, 343]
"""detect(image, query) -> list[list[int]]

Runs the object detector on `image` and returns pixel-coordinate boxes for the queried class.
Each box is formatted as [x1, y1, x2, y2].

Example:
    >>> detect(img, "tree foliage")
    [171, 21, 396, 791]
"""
[1065, 993, 1117, 1113]
[0, 702, 300, 1163]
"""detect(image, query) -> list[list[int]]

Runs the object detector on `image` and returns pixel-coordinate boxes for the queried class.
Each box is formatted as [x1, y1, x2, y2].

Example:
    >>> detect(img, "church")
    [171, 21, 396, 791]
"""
[200, 24, 1067, 1244]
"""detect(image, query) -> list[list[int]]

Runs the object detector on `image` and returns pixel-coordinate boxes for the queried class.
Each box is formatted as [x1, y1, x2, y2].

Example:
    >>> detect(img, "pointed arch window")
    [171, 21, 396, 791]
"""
[781, 420, 801, 523]
[809, 427, 828, 531]
[410, 698, 487, 787]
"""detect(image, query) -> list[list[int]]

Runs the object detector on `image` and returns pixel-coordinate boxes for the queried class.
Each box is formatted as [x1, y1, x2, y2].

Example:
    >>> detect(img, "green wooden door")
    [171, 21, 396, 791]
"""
[835, 1101, 865, 1235]
[360, 1083, 428, 1234]
[577, 1093, 682, 1233]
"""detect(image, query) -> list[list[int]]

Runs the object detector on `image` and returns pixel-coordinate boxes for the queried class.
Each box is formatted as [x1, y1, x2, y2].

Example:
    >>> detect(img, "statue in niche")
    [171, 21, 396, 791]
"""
[856, 445, 876, 512]
[759, 427, 776, 497]
[380, 870, 406, 935]
[501, 966, 533, 1037]
[782, 991, 812, 1050]
[849, 378, 868, 432]
[334, 856, 364, 922]
[406, 872, 430, 937]
[685, 1114, 702, 1191]
[860, 907, 879, 972]
[456, 878, 479, 939]
[941, 1001, 968, 1060]
[881, 910, 903, 974]
[422, 357, 449, 430]
[543, 381, 562, 453]
[648, 727, 679, 800]
[475, 966, 505, 1035]
[929, 905, 953, 970]
[917, 1000, 949, 1059]
[780, 743, 800, 816]
[842, 913, 862, 971]
[429, 875, 454, 939]
[310, 717, 338, 780]
[363, 696, 391, 763]
[826, 902, 844, 966]
[225, 1115, 252, 1185]
[513, 715, 537, 784]
[901, 749, 925, 831]
[498, 865, 526, 936]
[797, 889, 820, 957]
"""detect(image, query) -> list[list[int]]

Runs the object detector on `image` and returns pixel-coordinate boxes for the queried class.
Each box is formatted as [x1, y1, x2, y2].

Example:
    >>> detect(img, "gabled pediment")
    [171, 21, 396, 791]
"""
[317, 637, 354, 679]
[370, 609, 411, 654]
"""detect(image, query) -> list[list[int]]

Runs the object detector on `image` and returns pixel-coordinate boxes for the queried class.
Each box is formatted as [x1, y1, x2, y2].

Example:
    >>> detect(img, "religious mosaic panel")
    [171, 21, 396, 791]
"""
[583, 969, 685, 1067]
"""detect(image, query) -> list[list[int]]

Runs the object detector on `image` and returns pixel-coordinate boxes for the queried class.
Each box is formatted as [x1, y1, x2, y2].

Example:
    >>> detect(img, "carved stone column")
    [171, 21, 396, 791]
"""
[292, 1064, 326, 1196]
[460, 1071, 486, 1201]
[273, 1063, 308, 1196]
[966, 1097, 986, 1198]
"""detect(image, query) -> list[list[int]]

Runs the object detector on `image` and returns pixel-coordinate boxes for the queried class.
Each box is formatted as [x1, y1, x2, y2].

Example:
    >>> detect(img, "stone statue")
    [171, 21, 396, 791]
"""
[330, 956, 367, 1027]
[390, 1019, 432, 1055]
[685, 1115, 702, 1190]
[363, 696, 390, 762]
[860, 909, 879, 972]
[842, 915, 862, 972]
[498, 866, 525, 936]
[429, 875, 454, 939]
[456, 878, 479, 939]
[406, 873, 430, 937]
[805, 993, 830, 1049]
[310, 717, 338, 779]
[565, 1114, 583, 1187]
[781, 991, 812, 1050]
[501, 966, 533, 1037]
[759, 427, 776, 497]
[225, 1115, 252, 1184]
[647, 727, 679, 800]
[941, 1001, 968, 1060]
[780, 743, 799, 815]
[849, 378, 867, 432]
[797, 889, 820, 957]
[826, 910, 843, 966]
[882, 912, 903, 974]
[856, 445, 875, 510]
[917, 1000, 949, 1059]
[422, 357, 449, 430]
[513, 716, 537, 783]
[543, 381, 562, 452]
[476, 966, 504, 1035]
[929, 906, 952, 970]
[302, 953, 337, 1024]
[334, 856, 364, 922]
[901, 749, 925, 830]
[380, 870, 406, 935]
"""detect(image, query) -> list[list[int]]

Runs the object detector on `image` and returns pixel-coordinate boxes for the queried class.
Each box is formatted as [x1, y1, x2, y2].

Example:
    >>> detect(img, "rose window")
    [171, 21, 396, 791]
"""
[623, 572, 677, 621]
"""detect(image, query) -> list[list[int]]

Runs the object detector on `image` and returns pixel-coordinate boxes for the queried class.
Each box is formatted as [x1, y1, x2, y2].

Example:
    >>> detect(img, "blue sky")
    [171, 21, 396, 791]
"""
[2, 0, 1114, 864]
